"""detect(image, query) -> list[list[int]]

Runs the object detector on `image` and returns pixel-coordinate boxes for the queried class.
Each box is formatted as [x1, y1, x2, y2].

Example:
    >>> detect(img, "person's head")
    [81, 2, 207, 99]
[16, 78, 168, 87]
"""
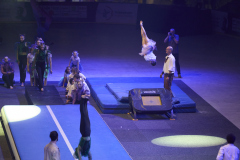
[170, 28, 175, 35]
[166, 46, 173, 55]
[30, 45, 35, 54]
[71, 67, 78, 74]
[73, 74, 80, 82]
[37, 37, 43, 41]
[50, 131, 58, 142]
[37, 40, 41, 46]
[150, 60, 156, 66]
[4, 56, 9, 63]
[72, 51, 79, 58]
[69, 78, 74, 85]
[19, 34, 25, 42]
[226, 134, 236, 144]
[36, 37, 43, 46]
[65, 66, 70, 74]
[77, 80, 84, 88]
[40, 43, 45, 51]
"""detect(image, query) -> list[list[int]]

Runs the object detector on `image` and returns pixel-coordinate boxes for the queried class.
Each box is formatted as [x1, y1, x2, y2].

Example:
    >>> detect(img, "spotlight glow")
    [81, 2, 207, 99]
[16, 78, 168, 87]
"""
[3, 105, 41, 122]
[151, 135, 226, 148]
[0, 129, 4, 136]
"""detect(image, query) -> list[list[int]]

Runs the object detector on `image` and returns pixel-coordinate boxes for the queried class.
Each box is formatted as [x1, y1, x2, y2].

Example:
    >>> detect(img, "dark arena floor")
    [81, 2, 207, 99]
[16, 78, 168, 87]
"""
[0, 22, 240, 160]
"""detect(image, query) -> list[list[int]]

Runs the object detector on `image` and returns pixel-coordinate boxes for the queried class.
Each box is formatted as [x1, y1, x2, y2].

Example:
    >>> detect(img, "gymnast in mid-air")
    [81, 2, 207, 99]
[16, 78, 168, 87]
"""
[139, 21, 157, 66]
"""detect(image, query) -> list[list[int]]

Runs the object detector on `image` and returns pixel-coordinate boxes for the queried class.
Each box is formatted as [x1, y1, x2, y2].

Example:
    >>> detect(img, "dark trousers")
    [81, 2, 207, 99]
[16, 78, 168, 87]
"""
[164, 73, 174, 98]
[36, 61, 45, 89]
[2, 73, 14, 88]
[173, 54, 181, 75]
[18, 55, 27, 83]
[80, 98, 91, 137]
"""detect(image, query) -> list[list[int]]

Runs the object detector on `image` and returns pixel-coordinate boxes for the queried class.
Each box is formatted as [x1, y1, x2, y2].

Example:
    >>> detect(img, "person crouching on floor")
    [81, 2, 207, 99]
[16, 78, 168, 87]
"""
[66, 78, 74, 104]
[1, 57, 14, 89]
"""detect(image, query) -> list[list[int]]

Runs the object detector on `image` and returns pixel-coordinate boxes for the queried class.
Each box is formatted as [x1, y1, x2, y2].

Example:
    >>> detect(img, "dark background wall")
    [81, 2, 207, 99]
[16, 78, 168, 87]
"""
[0, 1, 212, 36]
[136, 4, 211, 36]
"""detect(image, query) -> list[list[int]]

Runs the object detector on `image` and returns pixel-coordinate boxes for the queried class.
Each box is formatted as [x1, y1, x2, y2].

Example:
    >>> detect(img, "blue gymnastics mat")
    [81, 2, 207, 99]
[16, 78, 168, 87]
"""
[1, 105, 132, 160]
[86, 77, 196, 114]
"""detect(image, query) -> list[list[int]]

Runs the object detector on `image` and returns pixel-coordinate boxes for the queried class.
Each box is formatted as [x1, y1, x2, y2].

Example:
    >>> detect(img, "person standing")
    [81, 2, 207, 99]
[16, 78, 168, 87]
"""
[27, 46, 36, 86]
[161, 46, 175, 98]
[15, 34, 30, 86]
[216, 134, 239, 160]
[44, 131, 60, 160]
[164, 29, 181, 78]
[44, 45, 52, 86]
[32, 43, 49, 91]
[1, 57, 14, 89]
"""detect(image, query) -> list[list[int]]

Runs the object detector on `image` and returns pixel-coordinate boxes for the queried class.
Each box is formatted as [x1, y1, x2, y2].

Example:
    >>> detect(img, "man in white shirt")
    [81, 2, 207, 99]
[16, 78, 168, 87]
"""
[44, 131, 60, 160]
[216, 134, 239, 160]
[161, 46, 175, 97]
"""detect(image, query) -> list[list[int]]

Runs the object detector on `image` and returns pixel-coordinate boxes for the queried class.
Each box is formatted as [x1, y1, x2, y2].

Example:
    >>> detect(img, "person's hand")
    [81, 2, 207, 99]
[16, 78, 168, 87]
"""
[82, 94, 90, 99]
[8, 72, 11, 75]
[77, 146, 82, 160]
[46, 45, 49, 50]
[140, 21, 143, 26]
[160, 74, 163, 78]
[25, 42, 27, 47]
[166, 76, 169, 80]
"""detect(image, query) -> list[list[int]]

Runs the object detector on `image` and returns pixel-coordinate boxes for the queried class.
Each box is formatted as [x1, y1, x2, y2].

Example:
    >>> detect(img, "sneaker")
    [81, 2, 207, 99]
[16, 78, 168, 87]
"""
[178, 74, 182, 78]
[21, 82, 24, 87]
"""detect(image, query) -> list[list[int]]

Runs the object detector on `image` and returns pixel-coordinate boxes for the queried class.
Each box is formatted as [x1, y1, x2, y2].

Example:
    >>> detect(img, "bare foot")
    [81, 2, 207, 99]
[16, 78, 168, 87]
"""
[10, 86, 13, 89]
[41, 88, 44, 92]
[21, 83, 24, 87]
[66, 100, 70, 104]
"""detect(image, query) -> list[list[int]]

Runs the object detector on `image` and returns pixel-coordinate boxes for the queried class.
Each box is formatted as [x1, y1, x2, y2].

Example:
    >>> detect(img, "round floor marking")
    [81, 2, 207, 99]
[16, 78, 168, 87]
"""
[151, 135, 226, 147]
[4, 105, 41, 122]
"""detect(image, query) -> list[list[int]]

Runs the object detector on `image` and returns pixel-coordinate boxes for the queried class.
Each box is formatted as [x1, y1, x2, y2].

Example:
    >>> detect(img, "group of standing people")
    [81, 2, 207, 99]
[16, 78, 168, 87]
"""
[1, 34, 52, 91]
[15, 34, 52, 91]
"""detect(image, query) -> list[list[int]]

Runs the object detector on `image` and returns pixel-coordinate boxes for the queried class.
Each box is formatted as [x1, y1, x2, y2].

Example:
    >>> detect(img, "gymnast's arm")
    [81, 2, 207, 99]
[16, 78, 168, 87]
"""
[50, 54, 52, 74]
[1, 65, 7, 74]
[27, 55, 30, 72]
[68, 57, 72, 67]
[81, 85, 90, 99]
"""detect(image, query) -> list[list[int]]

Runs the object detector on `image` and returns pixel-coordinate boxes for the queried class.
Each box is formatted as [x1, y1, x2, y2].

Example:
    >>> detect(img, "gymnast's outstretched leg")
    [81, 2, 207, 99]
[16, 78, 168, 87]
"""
[140, 21, 149, 47]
